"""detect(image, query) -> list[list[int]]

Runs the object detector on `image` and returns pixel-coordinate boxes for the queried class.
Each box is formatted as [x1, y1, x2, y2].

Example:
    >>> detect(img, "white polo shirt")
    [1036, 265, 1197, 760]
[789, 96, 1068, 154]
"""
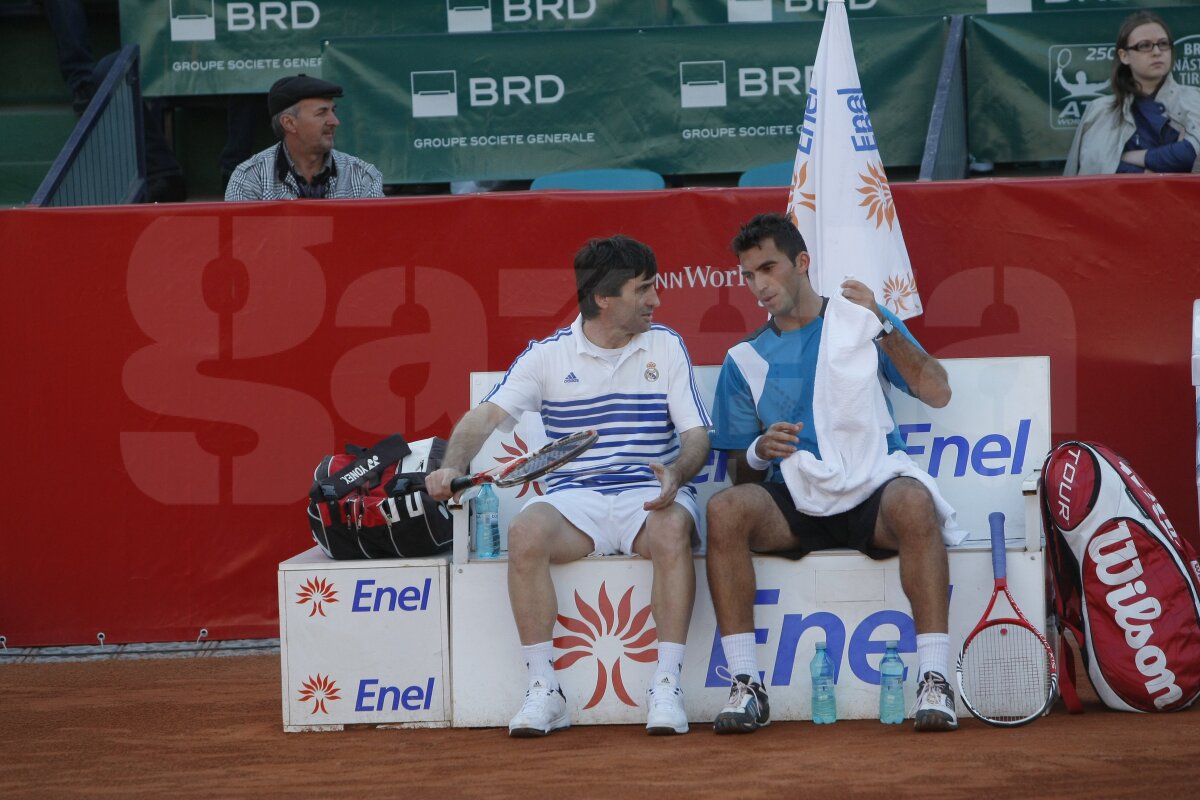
[483, 315, 711, 496]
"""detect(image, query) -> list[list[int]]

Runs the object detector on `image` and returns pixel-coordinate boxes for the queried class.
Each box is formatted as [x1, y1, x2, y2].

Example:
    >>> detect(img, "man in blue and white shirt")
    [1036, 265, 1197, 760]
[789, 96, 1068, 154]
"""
[427, 236, 711, 738]
[706, 213, 959, 735]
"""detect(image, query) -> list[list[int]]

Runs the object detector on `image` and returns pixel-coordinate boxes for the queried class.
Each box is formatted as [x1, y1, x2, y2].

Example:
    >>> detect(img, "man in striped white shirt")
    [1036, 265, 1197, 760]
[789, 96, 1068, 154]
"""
[427, 236, 711, 737]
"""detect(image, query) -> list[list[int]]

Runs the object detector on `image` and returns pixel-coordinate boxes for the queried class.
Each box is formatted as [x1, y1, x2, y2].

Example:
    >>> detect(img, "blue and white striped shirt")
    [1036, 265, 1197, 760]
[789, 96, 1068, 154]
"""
[483, 315, 711, 495]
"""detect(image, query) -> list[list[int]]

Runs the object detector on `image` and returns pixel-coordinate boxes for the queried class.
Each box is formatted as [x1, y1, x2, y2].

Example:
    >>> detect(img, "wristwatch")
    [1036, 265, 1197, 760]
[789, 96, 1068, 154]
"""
[874, 319, 895, 341]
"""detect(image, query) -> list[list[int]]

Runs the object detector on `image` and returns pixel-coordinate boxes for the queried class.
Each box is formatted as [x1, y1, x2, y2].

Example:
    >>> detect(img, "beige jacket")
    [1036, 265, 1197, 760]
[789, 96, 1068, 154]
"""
[1063, 75, 1200, 176]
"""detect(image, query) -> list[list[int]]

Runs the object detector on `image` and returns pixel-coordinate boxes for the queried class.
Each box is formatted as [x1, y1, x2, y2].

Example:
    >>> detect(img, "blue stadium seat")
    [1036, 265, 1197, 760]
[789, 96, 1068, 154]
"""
[530, 168, 665, 191]
[737, 161, 794, 187]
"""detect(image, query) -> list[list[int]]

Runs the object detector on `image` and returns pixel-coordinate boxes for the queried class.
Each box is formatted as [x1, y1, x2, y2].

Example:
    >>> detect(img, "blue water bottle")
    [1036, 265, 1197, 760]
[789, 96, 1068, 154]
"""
[879, 640, 906, 724]
[473, 484, 500, 559]
[810, 641, 837, 724]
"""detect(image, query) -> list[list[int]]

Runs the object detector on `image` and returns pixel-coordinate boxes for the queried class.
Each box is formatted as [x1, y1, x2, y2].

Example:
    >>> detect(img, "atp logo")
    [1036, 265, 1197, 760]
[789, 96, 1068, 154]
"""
[495, 432, 544, 497]
[298, 674, 341, 714]
[1048, 43, 1114, 130]
[296, 577, 338, 617]
[553, 582, 657, 708]
[1048, 35, 1200, 129]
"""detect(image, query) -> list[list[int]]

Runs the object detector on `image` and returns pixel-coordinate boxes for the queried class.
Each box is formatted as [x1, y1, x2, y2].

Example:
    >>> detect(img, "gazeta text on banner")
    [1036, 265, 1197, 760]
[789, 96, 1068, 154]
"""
[4, 178, 1196, 647]
[323, 17, 944, 183]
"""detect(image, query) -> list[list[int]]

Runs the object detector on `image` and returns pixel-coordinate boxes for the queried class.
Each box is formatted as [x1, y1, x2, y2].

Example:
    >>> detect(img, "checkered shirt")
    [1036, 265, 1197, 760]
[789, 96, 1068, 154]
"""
[224, 143, 384, 201]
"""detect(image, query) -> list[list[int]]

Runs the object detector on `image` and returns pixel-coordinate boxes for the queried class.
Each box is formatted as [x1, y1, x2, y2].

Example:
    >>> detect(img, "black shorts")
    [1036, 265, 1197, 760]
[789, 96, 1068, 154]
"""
[759, 479, 899, 560]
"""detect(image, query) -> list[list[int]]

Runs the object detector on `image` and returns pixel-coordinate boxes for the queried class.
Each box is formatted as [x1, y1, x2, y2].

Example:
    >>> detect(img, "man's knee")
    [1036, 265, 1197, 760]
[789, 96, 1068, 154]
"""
[881, 478, 937, 522]
[877, 479, 944, 552]
[507, 507, 557, 560]
[643, 505, 694, 554]
[706, 486, 756, 549]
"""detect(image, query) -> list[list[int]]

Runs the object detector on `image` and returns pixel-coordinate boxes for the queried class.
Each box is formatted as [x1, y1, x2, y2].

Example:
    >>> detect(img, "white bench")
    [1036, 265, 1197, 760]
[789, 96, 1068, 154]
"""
[277, 356, 1050, 729]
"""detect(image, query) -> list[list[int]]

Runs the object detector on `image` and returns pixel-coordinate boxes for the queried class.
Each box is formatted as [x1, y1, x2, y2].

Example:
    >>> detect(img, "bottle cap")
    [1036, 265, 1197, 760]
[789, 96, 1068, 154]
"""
[886, 640, 898, 648]
[816, 641, 826, 649]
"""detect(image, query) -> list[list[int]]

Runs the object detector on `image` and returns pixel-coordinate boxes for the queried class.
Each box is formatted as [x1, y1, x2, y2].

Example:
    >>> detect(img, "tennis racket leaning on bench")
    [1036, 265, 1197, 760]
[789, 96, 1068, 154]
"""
[447, 429, 600, 493]
[956, 511, 1059, 727]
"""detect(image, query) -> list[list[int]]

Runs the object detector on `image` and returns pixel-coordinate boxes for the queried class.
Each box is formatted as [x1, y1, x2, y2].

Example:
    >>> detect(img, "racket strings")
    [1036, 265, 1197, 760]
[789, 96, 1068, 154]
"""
[502, 433, 596, 483]
[509, 447, 569, 478]
[960, 623, 1051, 722]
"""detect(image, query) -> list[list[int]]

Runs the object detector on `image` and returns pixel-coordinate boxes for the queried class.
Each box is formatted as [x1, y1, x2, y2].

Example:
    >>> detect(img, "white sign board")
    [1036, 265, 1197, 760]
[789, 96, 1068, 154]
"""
[279, 547, 451, 731]
[890, 356, 1050, 543]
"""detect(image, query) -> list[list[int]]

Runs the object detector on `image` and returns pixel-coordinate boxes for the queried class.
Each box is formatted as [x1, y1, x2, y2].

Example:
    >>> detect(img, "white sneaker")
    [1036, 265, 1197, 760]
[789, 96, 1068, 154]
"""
[712, 668, 770, 734]
[913, 671, 959, 732]
[645, 672, 689, 735]
[508, 677, 570, 737]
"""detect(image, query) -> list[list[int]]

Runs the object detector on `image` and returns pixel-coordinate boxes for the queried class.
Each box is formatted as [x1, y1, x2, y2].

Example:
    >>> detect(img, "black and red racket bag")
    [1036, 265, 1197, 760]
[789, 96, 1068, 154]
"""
[1039, 440, 1200, 712]
[306, 435, 453, 560]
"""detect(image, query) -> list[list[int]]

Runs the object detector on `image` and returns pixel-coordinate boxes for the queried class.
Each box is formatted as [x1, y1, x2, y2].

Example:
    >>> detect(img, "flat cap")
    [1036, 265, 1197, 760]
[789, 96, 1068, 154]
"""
[268, 74, 344, 117]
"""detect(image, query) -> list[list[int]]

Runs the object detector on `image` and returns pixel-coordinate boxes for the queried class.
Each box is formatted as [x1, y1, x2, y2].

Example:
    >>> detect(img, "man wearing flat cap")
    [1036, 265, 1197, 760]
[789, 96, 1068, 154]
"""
[225, 74, 384, 201]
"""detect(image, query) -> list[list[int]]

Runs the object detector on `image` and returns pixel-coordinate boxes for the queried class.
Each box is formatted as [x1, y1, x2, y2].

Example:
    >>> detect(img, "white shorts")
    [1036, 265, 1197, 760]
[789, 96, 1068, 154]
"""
[522, 487, 700, 556]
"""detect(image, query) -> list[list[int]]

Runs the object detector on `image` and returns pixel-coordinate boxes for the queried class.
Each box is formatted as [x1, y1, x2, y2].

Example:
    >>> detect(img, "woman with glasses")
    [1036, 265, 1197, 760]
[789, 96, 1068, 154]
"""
[1065, 11, 1200, 176]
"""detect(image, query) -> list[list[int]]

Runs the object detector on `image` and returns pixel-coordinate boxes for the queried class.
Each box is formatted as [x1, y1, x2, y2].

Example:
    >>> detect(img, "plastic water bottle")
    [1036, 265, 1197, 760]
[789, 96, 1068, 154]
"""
[473, 484, 500, 559]
[879, 640, 906, 724]
[810, 641, 837, 724]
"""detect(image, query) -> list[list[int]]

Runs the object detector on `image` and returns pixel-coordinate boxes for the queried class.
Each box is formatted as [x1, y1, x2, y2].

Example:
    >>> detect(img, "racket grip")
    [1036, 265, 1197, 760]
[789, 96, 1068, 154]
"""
[989, 511, 1007, 580]
[449, 475, 476, 493]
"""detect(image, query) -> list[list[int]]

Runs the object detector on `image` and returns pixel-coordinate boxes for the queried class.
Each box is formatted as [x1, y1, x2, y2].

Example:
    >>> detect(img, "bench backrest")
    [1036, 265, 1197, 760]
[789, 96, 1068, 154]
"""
[469, 355, 1050, 550]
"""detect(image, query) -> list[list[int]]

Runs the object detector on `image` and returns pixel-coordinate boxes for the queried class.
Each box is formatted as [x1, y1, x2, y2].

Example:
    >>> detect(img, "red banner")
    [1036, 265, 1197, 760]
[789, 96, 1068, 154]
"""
[3, 175, 1197, 646]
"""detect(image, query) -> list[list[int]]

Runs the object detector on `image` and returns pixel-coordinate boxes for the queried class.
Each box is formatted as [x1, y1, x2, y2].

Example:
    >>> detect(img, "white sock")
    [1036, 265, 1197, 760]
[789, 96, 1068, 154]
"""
[917, 633, 950, 680]
[521, 642, 558, 688]
[721, 633, 759, 681]
[655, 642, 686, 681]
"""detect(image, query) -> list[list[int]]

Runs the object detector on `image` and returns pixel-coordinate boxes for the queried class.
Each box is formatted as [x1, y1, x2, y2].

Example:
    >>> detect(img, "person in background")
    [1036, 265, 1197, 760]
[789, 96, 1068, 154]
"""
[224, 75, 384, 201]
[41, 0, 94, 114]
[41, 0, 186, 202]
[1065, 11, 1200, 176]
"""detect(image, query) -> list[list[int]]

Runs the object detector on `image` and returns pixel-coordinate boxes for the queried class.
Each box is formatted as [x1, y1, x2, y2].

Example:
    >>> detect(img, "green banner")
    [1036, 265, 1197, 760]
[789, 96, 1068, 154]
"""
[323, 17, 944, 183]
[967, 8, 1200, 163]
[671, 0, 985, 24]
[121, 0, 670, 96]
[670, 0, 1192, 24]
[1028, 0, 1196, 9]
[124, 1, 1196, 96]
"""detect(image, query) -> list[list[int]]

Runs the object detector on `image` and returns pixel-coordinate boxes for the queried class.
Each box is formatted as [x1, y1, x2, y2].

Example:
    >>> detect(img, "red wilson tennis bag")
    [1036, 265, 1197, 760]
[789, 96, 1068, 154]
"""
[307, 435, 453, 560]
[1040, 440, 1200, 712]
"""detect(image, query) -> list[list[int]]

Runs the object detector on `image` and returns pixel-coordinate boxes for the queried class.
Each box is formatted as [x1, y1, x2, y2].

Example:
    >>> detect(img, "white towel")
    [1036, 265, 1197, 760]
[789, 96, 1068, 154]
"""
[779, 295, 964, 546]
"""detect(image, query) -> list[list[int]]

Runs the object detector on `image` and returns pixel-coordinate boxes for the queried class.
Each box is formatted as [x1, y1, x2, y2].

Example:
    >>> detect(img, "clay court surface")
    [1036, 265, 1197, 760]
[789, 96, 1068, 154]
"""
[4, 654, 1199, 799]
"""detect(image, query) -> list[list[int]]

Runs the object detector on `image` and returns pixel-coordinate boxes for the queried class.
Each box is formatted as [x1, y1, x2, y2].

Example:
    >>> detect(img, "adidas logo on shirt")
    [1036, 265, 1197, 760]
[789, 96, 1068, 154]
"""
[564, 372, 580, 384]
